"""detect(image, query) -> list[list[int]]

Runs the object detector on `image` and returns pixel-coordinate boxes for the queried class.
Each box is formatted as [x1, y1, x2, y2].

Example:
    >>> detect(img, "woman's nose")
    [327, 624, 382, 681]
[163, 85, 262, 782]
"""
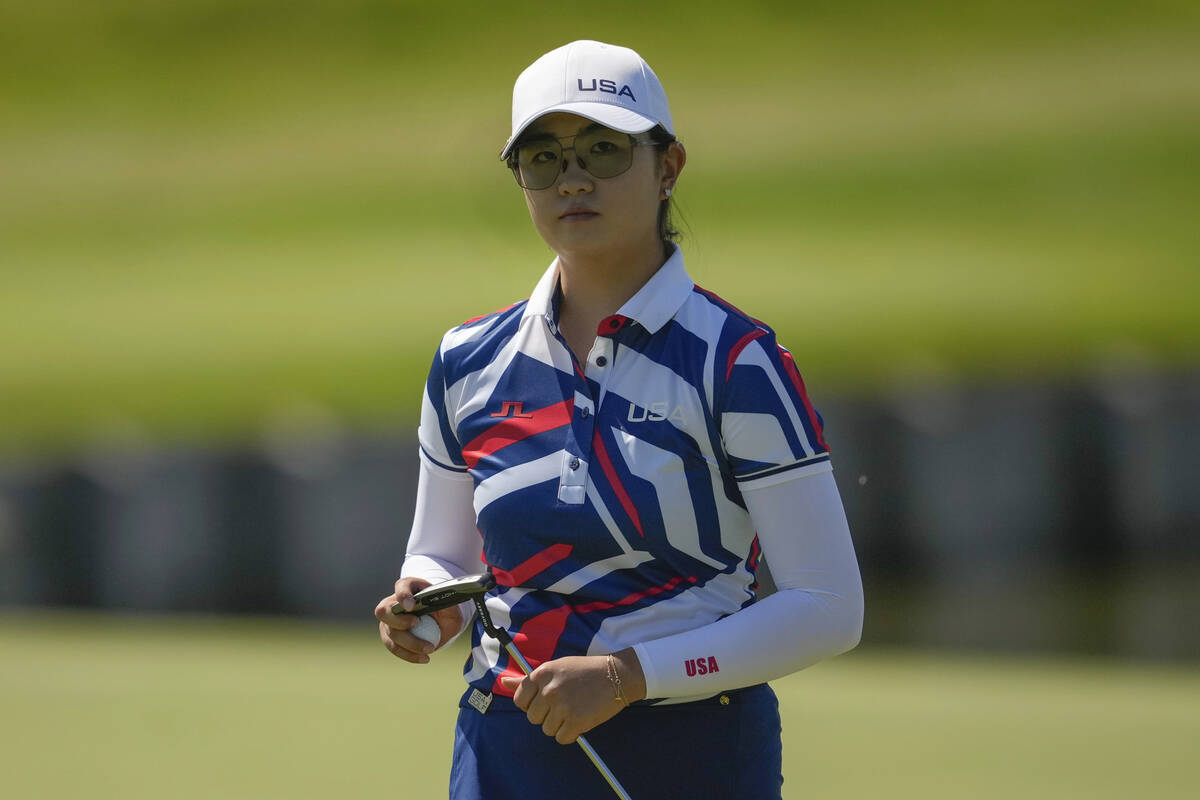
[557, 151, 591, 192]
[559, 145, 585, 172]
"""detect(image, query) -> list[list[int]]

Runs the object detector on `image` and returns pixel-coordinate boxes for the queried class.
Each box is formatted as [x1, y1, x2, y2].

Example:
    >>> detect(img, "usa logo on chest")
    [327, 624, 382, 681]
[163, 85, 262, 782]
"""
[627, 401, 687, 425]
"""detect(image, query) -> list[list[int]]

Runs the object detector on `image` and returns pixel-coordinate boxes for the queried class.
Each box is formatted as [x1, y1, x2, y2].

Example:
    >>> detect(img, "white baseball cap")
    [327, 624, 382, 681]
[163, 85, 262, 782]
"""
[499, 40, 674, 160]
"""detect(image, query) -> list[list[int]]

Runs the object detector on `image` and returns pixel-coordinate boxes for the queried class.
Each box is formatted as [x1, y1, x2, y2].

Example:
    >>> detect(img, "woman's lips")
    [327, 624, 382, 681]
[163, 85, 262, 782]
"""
[559, 208, 599, 221]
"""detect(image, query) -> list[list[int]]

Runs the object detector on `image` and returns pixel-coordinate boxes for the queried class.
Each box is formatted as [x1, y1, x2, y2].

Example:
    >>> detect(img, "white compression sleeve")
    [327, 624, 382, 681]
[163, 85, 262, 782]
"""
[631, 469, 864, 699]
[399, 451, 486, 637]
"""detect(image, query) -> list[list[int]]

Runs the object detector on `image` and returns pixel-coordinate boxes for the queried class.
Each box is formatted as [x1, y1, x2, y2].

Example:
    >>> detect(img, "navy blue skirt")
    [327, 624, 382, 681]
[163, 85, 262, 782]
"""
[449, 683, 783, 799]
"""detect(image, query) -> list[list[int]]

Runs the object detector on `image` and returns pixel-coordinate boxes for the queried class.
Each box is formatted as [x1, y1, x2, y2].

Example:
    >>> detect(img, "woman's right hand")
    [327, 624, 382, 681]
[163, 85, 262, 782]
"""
[374, 577, 465, 664]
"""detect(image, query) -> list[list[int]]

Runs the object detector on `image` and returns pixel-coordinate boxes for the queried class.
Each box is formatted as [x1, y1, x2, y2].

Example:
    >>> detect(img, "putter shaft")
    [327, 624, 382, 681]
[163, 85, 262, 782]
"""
[501, 638, 633, 800]
[407, 581, 632, 799]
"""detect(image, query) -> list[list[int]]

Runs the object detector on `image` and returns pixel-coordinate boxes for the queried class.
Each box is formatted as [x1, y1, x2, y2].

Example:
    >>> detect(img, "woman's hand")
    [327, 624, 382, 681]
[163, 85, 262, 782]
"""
[374, 577, 464, 664]
[499, 648, 647, 744]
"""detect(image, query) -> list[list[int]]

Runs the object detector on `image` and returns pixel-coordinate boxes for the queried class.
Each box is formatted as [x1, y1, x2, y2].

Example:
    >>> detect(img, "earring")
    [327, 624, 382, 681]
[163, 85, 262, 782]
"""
[664, 188, 673, 198]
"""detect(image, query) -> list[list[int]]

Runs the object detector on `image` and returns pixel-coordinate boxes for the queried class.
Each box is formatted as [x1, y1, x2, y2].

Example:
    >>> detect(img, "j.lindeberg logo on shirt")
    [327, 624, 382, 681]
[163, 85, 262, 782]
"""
[627, 401, 687, 424]
[491, 401, 534, 418]
[576, 78, 636, 101]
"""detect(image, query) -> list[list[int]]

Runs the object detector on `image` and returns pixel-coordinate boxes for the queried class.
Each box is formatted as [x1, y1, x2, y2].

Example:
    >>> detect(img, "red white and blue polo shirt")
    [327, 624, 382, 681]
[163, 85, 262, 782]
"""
[417, 246, 831, 701]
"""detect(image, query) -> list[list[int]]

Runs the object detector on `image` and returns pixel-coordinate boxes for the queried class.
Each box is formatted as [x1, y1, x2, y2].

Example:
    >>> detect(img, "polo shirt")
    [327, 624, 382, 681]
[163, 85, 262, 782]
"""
[417, 246, 831, 701]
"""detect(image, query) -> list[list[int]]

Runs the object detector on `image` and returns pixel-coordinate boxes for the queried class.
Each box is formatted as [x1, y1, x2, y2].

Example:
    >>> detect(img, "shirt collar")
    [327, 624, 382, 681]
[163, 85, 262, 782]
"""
[522, 245, 694, 335]
[615, 244, 693, 334]
[524, 258, 561, 324]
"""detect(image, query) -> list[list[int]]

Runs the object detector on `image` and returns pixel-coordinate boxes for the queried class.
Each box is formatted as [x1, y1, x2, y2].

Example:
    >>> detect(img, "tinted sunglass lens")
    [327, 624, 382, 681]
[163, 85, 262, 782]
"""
[576, 129, 635, 178]
[514, 138, 562, 189]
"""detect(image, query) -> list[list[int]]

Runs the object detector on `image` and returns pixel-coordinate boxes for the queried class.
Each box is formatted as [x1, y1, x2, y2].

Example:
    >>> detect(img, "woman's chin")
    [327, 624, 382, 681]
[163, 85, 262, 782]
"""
[547, 227, 616, 256]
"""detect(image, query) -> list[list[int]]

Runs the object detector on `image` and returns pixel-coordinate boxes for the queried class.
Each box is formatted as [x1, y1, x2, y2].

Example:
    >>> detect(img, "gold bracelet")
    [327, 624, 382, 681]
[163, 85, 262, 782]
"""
[606, 653, 627, 705]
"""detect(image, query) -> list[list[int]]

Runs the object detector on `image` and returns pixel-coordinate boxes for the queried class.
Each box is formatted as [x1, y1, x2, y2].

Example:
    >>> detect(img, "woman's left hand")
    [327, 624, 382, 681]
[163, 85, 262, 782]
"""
[499, 649, 646, 744]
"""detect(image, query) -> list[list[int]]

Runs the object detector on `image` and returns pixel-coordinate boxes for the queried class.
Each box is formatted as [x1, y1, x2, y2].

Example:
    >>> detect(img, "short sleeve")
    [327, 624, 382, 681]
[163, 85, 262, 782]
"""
[417, 336, 468, 474]
[718, 329, 831, 490]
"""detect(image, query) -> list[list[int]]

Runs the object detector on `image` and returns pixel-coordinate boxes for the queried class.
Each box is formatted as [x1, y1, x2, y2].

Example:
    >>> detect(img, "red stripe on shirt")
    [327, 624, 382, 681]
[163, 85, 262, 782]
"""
[492, 575, 700, 694]
[491, 543, 575, 587]
[726, 328, 768, 380]
[777, 347, 829, 453]
[591, 429, 645, 537]
[491, 605, 573, 695]
[572, 575, 698, 615]
[461, 399, 573, 470]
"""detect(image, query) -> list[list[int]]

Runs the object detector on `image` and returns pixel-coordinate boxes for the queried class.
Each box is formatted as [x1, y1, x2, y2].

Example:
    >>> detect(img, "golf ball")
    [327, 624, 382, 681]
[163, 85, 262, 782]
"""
[412, 615, 441, 646]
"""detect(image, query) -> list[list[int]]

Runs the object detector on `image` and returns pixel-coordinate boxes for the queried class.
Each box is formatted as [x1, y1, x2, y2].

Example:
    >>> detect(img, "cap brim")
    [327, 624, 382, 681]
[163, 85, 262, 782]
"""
[499, 102, 659, 159]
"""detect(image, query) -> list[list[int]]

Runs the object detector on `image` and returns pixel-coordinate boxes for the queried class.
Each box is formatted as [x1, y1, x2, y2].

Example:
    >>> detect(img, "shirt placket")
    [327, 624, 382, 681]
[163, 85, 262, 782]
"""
[554, 314, 628, 505]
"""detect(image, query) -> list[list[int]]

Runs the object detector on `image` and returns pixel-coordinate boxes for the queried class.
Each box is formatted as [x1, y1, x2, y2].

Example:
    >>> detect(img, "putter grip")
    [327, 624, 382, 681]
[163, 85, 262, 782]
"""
[390, 602, 430, 617]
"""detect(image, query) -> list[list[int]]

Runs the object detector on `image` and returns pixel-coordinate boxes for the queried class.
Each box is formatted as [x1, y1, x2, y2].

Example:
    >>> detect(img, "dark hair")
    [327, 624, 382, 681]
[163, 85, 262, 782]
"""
[648, 126, 682, 244]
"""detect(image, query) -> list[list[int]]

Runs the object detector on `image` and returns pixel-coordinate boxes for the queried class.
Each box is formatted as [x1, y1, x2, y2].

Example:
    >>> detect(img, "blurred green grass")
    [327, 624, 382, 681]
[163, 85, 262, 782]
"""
[2, 611, 1197, 799]
[2, 1, 1199, 455]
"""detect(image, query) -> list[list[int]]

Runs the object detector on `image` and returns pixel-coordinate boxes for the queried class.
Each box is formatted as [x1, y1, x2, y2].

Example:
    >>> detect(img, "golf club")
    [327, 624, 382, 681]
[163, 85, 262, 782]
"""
[395, 573, 634, 800]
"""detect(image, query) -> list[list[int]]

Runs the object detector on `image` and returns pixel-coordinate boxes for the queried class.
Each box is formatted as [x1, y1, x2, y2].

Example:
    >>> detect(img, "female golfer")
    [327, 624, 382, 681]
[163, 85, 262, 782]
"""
[375, 40, 864, 799]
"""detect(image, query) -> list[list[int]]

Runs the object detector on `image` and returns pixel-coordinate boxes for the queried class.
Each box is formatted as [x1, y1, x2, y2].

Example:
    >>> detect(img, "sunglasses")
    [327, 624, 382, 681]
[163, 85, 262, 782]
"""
[507, 126, 664, 190]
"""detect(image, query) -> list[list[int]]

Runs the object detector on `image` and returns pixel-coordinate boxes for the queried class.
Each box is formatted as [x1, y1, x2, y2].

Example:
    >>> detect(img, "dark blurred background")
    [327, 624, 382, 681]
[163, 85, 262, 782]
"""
[4, 371, 1198, 658]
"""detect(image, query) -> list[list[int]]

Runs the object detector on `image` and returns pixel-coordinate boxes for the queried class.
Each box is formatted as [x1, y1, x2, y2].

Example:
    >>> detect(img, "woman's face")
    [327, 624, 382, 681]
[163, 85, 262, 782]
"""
[515, 112, 682, 264]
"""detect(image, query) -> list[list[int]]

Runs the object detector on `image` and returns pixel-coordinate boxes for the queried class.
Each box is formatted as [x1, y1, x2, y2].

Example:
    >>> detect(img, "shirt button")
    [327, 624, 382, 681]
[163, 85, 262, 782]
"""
[580, 407, 591, 419]
[596, 356, 608, 367]
[569, 457, 580, 470]
[608, 319, 620, 330]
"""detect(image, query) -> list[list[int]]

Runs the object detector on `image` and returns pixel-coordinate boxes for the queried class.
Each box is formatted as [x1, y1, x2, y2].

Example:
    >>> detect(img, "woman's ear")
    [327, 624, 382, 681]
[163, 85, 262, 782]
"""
[661, 140, 686, 195]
